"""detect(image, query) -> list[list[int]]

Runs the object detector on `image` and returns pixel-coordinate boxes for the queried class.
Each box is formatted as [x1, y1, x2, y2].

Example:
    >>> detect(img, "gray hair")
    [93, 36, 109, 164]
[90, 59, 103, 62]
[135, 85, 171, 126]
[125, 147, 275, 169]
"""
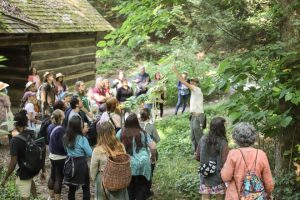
[232, 122, 257, 147]
[96, 77, 103, 85]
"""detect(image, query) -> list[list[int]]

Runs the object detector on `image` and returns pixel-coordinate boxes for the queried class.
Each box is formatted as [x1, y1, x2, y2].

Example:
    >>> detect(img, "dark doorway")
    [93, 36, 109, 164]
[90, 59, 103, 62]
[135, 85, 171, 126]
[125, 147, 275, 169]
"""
[0, 46, 29, 106]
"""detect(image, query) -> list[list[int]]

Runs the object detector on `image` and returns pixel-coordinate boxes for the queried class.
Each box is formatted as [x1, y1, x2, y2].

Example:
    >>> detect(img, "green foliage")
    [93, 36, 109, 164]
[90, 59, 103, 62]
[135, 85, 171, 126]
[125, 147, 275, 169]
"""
[0, 169, 20, 199]
[154, 115, 199, 199]
[99, 0, 179, 49]
[273, 171, 300, 200]
[213, 42, 300, 136]
[0, 55, 6, 68]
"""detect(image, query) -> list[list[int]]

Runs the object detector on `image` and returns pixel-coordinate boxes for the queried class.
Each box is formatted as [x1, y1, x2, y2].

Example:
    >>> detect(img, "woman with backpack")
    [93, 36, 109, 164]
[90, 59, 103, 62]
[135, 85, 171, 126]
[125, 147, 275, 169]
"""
[221, 122, 274, 200]
[116, 113, 157, 200]
[195, 117, 229, 200]
[139, 108, 160, 196]
[90, 121, 129, 200]
[47, 109, 67, 200]
[99, 97, 121, 133]
[63, 116, 92, 200]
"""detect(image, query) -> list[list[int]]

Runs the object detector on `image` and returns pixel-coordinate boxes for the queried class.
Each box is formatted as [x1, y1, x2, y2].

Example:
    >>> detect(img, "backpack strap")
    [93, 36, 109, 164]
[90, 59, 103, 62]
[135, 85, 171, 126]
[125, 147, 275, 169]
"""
[238, 148, 259, 172]
[49, 125, 62, 139]
[233, 178, 241, 200]
[15, 130, 34, 143]
[108, 113, 117, 129]
[15, 134, 27, 142]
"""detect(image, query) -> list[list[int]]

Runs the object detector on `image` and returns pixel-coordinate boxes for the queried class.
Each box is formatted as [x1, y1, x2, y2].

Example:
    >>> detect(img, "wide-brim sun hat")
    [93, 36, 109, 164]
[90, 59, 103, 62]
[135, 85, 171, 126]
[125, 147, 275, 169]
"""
[43, 71, 53, 79]
[63, 92, 73, 98]
[56, 73, 64, 79]
[0, 81, 9, 91]
[25, 81, 36, 90]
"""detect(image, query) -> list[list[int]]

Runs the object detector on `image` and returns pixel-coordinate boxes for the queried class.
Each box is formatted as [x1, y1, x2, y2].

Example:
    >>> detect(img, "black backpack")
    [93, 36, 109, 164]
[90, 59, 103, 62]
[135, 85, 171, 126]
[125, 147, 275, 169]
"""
[86, 115, 101, 147]
[16, 130, 46, 174]
[38, 116, 51, 145]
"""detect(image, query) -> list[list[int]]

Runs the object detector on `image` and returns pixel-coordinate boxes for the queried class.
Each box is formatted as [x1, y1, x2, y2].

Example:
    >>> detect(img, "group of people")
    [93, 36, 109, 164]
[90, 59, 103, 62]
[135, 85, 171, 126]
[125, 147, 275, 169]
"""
[0, 65, 164, 200]
[0, 64, 275, 200]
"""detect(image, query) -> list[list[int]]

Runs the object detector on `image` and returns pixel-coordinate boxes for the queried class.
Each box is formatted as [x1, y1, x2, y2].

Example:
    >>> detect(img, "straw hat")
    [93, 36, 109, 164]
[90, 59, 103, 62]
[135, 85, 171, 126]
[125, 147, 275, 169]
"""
[25, 81, 36, 91]
[43, 71, 53, 79]
[56, 73, 64, 79]
[182, 71, 188, 75]
[0, 81, 9, 91]
[63, 92, 73, 98]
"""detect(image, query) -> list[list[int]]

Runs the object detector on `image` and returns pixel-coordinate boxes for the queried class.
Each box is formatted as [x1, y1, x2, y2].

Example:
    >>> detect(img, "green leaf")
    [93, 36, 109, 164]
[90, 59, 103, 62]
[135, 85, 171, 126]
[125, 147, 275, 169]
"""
[229, 112, 242, 122]
[285, 92, 293, 101]
[97, 41, 107, 48]
[218, 59, 230, 74]
[280, 116, 293, 128]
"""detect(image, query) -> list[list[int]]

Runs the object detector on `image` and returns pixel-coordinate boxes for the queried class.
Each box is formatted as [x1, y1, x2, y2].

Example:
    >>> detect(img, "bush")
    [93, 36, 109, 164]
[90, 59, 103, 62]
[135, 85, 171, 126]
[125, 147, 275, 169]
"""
[273, 171, 300, 200]
[0, 169, 20, 199]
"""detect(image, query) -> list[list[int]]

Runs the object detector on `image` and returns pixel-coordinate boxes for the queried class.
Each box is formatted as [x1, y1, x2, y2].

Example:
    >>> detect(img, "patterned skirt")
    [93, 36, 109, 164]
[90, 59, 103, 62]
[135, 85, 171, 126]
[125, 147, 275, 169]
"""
[199, 183, 226, 195]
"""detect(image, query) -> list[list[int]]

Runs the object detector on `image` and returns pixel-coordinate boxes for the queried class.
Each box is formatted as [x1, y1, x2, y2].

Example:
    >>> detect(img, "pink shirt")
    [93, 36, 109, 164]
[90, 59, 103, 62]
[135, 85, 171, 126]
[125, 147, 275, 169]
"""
[28, 75, 41, 89]
[221, 147, 274, 200]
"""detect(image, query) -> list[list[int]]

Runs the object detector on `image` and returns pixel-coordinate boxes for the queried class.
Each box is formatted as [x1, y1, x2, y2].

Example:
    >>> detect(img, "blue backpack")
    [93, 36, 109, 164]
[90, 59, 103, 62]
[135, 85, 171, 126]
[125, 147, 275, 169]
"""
[238, 149, 265, 200]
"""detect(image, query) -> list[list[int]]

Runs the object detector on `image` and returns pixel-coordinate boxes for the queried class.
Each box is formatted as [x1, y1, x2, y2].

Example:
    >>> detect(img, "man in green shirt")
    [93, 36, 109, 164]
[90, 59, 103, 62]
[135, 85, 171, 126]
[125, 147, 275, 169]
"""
[74, 81, 93, 119]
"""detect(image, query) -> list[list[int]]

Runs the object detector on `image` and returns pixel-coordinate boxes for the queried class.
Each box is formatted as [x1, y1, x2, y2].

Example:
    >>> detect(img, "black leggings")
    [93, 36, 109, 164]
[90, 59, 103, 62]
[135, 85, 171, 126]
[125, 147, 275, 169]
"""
[48, 159, 65, 194]
[68, 172, 90, 200]
[128, 175, 151, 200]
[158, 103, 163, 117]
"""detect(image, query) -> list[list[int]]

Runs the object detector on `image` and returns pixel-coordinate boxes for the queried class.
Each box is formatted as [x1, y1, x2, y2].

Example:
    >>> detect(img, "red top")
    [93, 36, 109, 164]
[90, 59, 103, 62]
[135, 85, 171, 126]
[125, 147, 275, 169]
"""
[91, 86, 105, 104]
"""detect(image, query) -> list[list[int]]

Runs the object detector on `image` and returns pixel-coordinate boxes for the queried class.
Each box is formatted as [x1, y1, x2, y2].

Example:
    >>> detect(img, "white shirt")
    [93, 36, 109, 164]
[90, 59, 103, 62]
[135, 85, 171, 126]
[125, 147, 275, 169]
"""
[24, 102, 36, 129]
[190, 85, 204, 113]
[49, 153, 67, 160]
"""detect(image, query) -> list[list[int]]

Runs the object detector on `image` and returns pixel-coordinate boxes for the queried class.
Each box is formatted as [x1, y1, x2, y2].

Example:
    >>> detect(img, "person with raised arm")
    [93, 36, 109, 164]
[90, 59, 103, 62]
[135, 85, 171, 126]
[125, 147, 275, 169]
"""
[172, 66, 205, 154]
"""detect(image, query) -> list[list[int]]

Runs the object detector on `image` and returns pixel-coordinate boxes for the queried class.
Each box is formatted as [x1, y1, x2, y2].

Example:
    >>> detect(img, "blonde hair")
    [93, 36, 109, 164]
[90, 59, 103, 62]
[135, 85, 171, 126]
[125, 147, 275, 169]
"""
[96, 121, 124, 155]
[106, 97, 118, 113]
[51, 109, 64, 125]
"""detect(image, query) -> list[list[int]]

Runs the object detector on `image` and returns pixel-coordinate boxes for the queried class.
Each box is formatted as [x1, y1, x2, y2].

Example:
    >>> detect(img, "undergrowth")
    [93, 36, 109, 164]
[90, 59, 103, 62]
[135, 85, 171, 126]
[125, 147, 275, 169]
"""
[153, 102, 229, 199]
[154, 114, 199, 199]
[0, 169, 20, 199]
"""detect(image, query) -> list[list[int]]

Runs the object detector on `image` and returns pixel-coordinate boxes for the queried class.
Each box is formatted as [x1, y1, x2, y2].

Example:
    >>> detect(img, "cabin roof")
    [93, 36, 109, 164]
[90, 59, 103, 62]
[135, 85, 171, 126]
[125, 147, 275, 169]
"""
[0, 0, 113, 33]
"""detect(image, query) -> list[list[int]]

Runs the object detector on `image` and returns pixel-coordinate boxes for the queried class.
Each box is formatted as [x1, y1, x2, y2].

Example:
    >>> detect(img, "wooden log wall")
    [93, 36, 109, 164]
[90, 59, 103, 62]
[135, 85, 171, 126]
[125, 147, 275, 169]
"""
[30, 33, 97, 89]
[0, 35, 30, 106]
[0, 32, 99, 106]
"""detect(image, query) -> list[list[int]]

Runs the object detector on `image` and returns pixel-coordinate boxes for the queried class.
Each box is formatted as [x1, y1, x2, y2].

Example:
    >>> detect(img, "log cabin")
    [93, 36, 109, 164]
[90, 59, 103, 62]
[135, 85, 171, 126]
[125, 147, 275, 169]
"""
[0, 0, 113, 105]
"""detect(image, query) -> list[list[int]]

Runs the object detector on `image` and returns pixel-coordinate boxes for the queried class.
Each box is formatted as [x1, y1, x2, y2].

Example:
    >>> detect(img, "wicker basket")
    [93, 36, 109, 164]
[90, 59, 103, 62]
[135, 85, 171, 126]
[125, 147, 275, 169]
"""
[102, 153, 132, 191]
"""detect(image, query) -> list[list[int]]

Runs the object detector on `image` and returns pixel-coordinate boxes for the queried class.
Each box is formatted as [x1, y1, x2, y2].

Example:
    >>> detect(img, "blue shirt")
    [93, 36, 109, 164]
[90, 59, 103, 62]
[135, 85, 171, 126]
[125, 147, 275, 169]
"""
[65, 135, 92, 157]
[116, 130, 153, 180]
